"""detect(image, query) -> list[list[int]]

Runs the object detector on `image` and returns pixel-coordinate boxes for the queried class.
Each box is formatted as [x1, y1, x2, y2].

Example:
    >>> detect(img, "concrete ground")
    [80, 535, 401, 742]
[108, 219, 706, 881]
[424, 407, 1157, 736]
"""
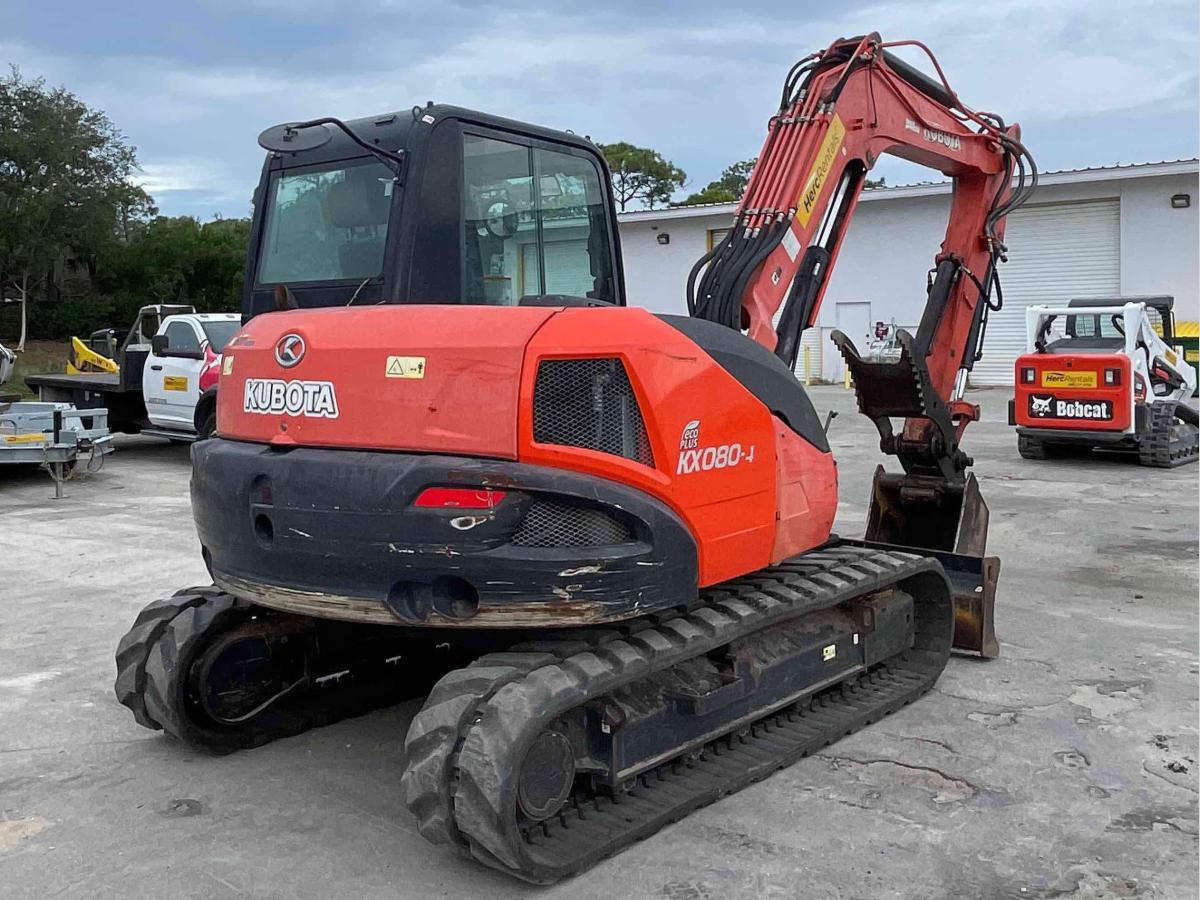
[1, 386, 1196, 899]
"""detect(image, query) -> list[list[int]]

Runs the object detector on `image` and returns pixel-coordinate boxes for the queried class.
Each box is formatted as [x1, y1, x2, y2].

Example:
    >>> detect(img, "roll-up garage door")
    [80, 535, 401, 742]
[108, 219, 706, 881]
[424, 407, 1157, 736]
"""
[972, 199, 1120, 386]
[522, 239, 594, 297]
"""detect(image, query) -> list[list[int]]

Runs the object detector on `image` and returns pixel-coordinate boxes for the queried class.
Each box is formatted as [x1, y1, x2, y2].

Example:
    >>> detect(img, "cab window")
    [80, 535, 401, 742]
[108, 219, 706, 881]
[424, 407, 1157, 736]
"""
[462, 135, 614, 305]
[164, 321, 201, 352]
[1069, 314, 1123, 339]
[257, 159, 394, 285]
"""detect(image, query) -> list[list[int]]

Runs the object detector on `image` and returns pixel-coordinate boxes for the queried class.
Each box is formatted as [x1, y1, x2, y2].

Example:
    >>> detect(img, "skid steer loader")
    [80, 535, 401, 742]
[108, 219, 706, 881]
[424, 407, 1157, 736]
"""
[1011, 296, 1199, 466]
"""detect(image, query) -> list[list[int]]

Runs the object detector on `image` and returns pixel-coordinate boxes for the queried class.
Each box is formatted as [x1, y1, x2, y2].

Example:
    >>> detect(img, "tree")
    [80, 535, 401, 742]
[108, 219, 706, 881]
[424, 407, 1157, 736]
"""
[97, 215, 250, 312]
[676, 160, 887, 207]
[598, 142, 686, 211]
[0, 67, 153, 349]
[676, 158, 758, 206]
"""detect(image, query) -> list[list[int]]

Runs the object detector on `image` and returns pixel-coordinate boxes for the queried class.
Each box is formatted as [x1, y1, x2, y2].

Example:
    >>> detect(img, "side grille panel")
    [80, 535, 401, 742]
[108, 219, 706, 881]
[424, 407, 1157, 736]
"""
[511, 500, 633, 548]
[532, 358, 654, 466]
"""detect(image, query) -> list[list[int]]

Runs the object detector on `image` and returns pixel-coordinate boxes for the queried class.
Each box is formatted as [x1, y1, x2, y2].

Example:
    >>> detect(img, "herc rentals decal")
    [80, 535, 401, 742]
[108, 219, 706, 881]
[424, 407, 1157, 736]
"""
[676, 419, 757, 475]
[1027, 394, 1112, 421]
[1042, 370, 1097, 389]
[796, 114, 846, 227]
[243, 379, 340, 418]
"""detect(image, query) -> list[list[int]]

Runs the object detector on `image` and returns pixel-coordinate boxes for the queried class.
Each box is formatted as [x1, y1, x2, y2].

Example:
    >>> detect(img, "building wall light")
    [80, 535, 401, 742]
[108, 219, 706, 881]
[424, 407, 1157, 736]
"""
[1170, 193, 1191, 208]
[656, 233, 671, 245]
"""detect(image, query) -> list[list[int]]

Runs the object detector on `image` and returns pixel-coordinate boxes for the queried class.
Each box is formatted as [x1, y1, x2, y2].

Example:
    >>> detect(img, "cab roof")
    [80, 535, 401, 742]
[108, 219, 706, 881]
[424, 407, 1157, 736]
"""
[261, 104, 600, 168]
[1069, 295, 1174, 312]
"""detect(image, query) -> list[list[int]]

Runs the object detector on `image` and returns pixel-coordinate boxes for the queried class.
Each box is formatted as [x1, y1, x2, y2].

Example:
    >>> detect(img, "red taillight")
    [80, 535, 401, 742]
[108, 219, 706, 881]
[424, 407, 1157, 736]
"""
[413, 487, 508, 509]
[1104, 368, 1121, 386]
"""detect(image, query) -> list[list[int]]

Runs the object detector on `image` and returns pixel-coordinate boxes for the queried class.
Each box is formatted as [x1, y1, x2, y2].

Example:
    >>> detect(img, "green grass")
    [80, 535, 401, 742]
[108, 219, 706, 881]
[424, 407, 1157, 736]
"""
[3, 340, 69, 398]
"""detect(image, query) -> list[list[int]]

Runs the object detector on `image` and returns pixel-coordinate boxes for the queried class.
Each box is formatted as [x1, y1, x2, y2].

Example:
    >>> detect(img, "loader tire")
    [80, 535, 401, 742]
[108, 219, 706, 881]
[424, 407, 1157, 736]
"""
[113, 586, 227, 730]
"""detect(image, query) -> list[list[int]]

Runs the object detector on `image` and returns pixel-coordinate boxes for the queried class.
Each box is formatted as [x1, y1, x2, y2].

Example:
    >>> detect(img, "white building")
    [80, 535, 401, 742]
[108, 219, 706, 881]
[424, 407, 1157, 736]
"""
[617, 159, 1199, 386]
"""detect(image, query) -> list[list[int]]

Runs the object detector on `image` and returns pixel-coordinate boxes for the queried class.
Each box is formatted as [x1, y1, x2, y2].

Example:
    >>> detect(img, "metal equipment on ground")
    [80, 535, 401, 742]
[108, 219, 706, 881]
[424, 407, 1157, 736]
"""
[114, 33, 1035, 882]
[0, 342, 16, 403]
[1012, 296, 1198, 466]
[0, 400, 113, 496]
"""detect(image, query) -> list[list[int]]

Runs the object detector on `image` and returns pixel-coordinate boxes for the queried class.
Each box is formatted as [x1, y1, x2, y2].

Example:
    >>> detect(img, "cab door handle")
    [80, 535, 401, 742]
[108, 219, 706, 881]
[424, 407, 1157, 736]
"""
[150, 365, 163, 371]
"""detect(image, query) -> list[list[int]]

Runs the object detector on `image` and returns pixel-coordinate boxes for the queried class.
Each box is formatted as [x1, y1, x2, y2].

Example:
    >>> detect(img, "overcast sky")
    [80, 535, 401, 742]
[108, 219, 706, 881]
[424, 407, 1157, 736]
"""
[4, 0, 1197, 218]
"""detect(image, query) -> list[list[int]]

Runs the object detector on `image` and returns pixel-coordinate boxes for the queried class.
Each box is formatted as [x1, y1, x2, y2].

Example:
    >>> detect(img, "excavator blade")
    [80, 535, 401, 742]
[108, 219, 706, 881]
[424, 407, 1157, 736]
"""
[858, 465, 1000, 658]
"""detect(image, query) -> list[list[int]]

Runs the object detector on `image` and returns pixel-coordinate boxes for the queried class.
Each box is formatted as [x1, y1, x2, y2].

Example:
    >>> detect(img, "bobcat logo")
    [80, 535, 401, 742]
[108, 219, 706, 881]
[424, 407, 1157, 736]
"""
[1030, 395, 1053, 417]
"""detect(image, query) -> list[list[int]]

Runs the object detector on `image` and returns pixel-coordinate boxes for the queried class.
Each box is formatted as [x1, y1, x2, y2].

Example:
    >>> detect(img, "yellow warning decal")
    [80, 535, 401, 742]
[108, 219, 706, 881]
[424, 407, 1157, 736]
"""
[796, 114, 846, 228]
[1042, 370, 1096, 389]
[164, 375, 188, 392]
[1164, 348, 1178, 365]
[822, 644, 837, 662]
[1, 433, 45, 444]
[386, 355, 426, 379]
[222, 355, 234, 376]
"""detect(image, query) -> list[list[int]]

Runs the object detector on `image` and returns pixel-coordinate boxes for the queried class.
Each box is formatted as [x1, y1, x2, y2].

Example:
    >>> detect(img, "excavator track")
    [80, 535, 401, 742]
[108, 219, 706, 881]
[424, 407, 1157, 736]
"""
[114, 588, 458, 753]
[401, 544, 953, 883]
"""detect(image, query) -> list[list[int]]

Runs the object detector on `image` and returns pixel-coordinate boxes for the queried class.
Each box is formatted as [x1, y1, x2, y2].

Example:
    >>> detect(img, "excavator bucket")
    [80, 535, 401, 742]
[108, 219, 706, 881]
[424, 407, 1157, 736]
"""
[858, 466, 1000, 658]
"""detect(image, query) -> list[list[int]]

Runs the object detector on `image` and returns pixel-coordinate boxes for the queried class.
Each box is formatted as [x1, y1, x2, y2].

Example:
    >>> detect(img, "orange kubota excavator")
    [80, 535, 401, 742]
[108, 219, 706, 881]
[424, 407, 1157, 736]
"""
[115, 34, 1035, 882]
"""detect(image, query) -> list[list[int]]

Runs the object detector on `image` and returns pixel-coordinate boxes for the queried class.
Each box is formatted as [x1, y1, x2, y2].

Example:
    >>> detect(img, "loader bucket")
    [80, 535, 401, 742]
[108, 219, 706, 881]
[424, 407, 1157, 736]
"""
[858, 466, 1000, 658]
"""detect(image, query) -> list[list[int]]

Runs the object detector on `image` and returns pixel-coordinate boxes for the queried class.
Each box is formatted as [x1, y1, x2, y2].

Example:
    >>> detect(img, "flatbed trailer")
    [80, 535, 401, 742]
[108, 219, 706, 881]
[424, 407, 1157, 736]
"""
[25, 370, 149, 435]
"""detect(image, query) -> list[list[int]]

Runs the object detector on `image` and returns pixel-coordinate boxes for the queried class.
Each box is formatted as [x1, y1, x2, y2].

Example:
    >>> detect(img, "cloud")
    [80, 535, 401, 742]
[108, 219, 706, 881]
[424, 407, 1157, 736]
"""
[3, 0, 1196, 216]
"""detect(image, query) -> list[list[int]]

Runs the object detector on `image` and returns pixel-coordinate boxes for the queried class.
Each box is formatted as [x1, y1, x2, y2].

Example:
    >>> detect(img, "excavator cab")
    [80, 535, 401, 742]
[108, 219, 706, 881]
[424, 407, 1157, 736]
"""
[246, 107, 625, 318]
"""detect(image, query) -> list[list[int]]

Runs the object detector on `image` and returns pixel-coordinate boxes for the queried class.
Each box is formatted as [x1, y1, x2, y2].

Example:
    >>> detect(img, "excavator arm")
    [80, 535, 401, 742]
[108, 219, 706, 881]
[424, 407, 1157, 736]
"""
[690, 34, 1037, 656]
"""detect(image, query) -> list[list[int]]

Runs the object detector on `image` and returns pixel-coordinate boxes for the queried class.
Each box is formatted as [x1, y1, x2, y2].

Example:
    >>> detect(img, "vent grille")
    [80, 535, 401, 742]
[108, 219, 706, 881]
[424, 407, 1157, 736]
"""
[510, 500, 633, 548]
[532, 358, 654, 465]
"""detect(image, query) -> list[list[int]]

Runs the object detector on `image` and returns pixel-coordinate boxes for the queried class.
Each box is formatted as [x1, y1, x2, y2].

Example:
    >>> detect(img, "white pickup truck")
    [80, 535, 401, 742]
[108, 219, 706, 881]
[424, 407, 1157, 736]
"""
[26, 307, 241, 442]
[144, 312, 240, 439]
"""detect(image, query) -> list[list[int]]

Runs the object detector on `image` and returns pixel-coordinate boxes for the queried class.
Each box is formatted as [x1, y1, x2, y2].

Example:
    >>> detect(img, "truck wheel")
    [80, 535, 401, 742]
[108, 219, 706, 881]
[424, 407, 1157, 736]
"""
[198, 410, 217, 440]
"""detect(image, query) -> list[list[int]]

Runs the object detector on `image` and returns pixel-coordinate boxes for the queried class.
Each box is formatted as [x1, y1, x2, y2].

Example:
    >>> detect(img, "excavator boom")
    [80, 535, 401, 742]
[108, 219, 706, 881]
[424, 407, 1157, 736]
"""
[691, 34, 1036, 654]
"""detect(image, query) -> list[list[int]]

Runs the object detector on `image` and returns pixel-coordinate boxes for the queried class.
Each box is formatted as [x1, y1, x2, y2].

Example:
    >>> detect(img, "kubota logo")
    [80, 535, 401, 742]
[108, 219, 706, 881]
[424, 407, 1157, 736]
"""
[243, 378, 339, 418]
[274, 333, 306, 368]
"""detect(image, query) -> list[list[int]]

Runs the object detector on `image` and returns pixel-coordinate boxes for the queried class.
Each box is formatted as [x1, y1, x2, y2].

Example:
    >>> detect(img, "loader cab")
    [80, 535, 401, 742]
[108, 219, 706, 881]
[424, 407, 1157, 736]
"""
[243, 105, 626, 319]
[1049, 296, 1176, 351]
